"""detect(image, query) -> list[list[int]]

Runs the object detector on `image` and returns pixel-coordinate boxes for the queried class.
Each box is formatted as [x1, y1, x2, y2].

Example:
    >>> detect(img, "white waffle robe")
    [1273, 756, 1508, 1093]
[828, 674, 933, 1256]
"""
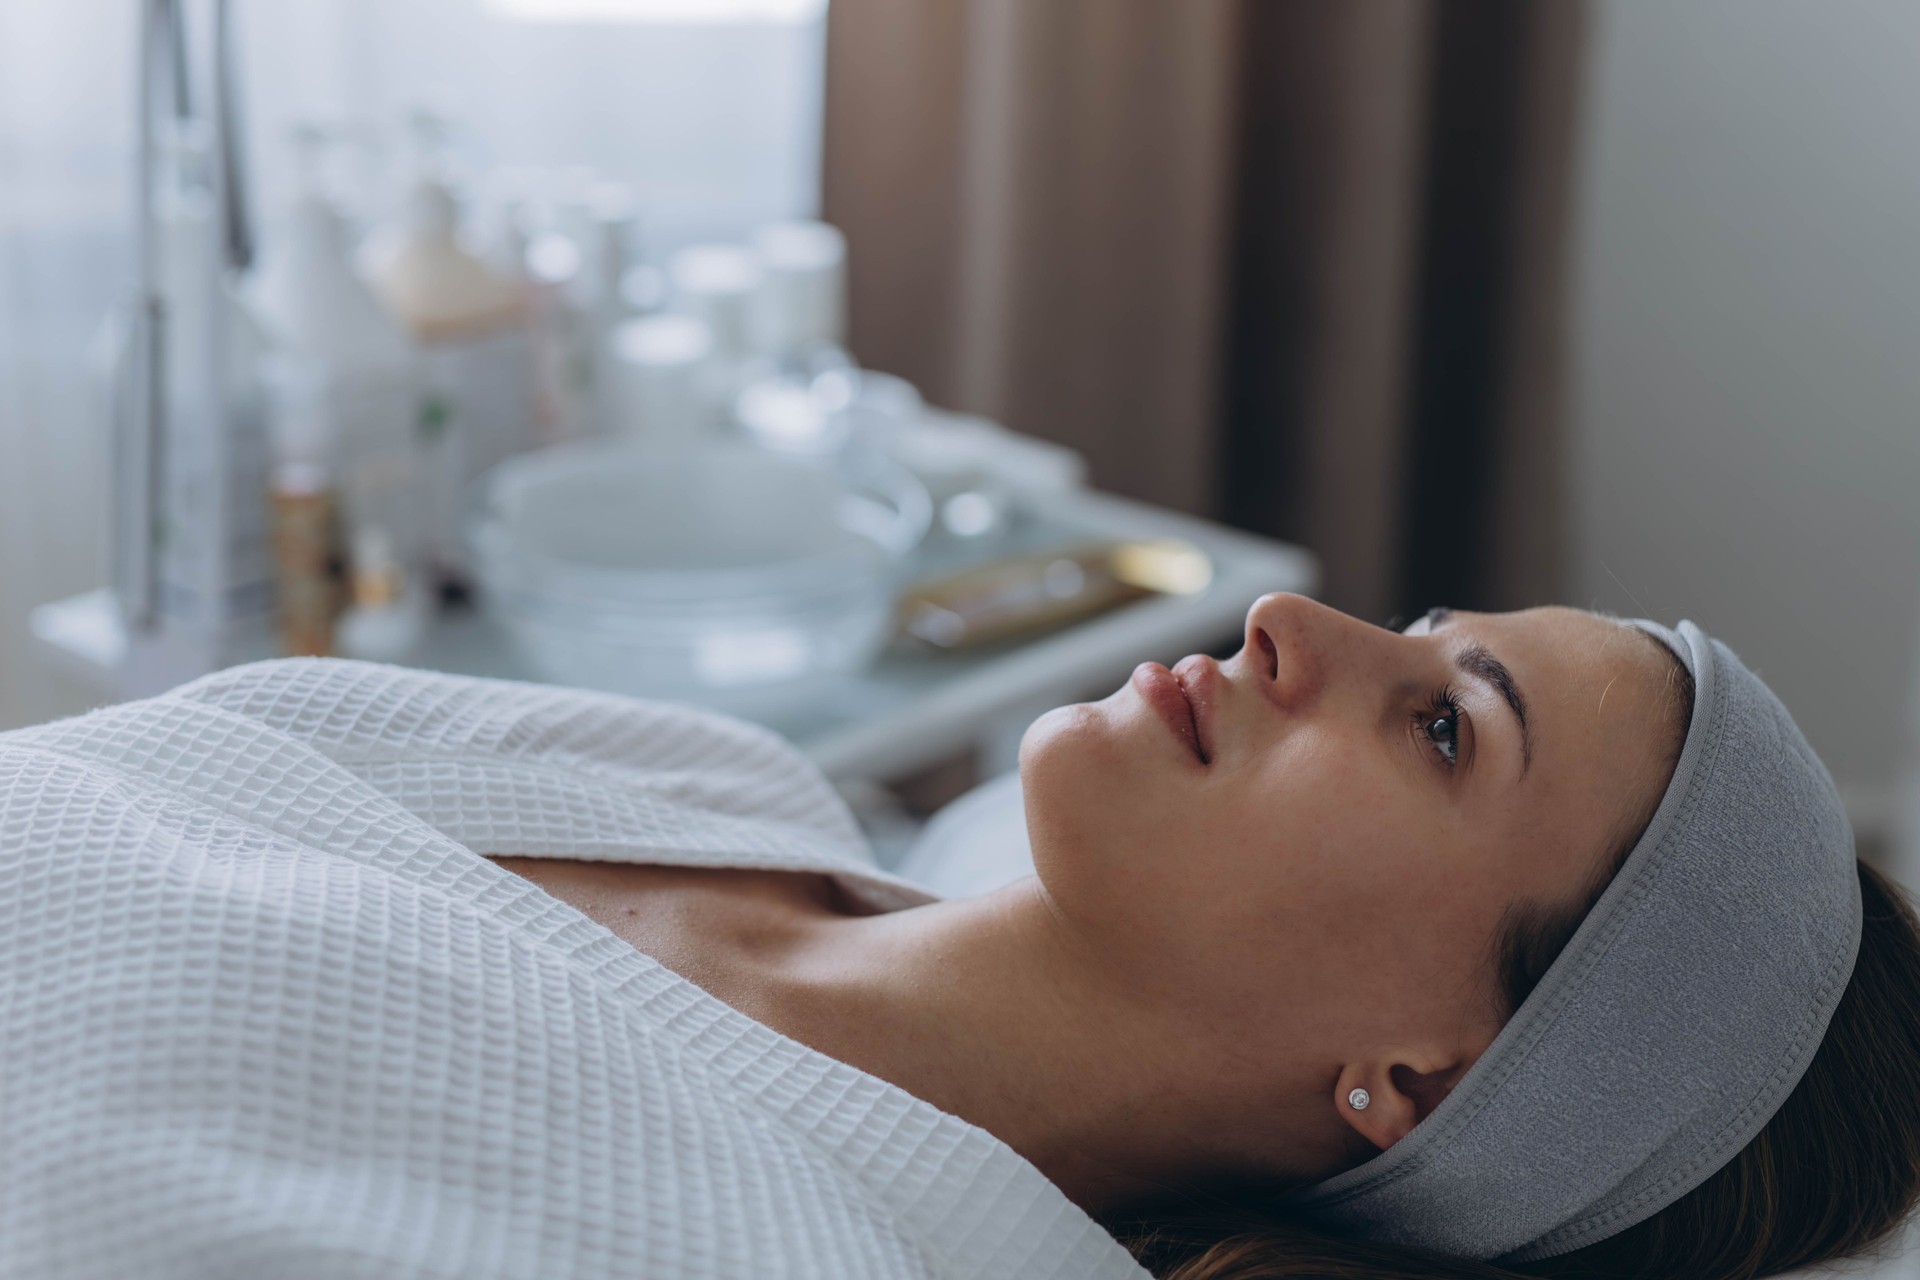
[0, 659, 1145, 1280]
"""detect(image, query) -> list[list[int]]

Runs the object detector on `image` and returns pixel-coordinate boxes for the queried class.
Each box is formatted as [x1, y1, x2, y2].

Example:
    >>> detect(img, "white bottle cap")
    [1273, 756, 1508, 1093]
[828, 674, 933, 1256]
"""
[669, 244, 759, 360]
[606, 314, 713, 443]
[751, 220, 847, 357]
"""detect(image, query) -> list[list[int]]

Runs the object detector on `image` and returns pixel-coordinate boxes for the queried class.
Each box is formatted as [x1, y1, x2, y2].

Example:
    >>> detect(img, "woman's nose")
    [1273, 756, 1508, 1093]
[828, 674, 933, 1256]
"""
[1242, 592, 1338, 710]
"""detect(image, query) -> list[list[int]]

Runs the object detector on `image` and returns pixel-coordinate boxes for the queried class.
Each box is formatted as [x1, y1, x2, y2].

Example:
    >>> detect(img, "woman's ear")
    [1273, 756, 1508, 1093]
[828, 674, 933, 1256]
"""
[1334, 1052, 1473, 1151]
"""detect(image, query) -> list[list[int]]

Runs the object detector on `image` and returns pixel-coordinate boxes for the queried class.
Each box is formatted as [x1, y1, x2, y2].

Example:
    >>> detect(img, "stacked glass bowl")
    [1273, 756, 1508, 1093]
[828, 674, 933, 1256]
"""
[469, 439, 931, 717]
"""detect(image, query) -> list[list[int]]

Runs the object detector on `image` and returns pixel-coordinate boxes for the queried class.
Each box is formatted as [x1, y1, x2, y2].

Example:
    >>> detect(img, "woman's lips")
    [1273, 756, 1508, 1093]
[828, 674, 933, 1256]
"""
[1132, 661, 1209, 765]
[1172, 654, 1216, 764]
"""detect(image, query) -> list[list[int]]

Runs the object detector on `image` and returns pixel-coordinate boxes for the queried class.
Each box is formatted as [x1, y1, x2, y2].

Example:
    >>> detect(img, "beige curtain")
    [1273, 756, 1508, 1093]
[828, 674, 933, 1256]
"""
[823, 0, 1585, 623]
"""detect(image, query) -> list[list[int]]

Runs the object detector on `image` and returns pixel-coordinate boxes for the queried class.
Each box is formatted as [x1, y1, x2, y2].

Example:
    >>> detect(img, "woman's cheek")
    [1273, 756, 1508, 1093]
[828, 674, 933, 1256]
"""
[1233, 734, 1362, 847]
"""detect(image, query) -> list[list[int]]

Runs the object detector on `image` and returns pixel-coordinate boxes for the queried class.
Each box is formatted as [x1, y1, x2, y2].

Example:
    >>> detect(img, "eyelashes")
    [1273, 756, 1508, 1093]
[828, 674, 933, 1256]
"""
[1416, 685, 1465, 768]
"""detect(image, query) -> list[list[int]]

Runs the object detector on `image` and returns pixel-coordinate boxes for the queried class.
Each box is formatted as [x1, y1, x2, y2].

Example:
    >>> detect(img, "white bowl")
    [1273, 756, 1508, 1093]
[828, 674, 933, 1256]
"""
[471, 440, 929, 713]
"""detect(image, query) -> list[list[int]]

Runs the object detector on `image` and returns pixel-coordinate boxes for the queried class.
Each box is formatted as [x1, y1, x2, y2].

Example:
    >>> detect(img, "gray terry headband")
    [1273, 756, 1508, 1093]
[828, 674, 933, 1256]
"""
[1281, 619, 1862, 1263]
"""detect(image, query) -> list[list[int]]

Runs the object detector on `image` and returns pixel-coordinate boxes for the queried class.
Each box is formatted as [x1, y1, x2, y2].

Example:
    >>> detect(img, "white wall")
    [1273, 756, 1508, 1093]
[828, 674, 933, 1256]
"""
[1570, 0, 1920, 826]
[239, 0, 827, 255]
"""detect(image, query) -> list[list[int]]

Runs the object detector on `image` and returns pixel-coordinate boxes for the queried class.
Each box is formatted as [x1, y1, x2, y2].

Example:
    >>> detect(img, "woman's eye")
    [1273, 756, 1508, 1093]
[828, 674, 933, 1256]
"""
[1421, 699, 1461, 767]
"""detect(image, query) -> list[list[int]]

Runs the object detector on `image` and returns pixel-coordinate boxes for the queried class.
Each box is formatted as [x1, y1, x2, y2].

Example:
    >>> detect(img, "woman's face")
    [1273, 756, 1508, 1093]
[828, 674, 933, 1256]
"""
[1018, 594, 1681, 1153]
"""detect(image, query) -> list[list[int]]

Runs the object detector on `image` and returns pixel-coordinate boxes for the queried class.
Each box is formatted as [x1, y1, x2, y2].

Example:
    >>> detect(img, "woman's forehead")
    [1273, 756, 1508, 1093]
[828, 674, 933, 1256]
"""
[1471, 607, 1655, 675]
[1454, 608, 1675, 772]
[1445, 611, 1681, 910]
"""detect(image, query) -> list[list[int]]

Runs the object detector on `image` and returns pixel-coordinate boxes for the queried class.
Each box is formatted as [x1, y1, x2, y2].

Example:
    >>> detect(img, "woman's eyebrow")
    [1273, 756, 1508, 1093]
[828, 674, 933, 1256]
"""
[1426, 607, 1533, 776]
[1458, 643, 1533, 776]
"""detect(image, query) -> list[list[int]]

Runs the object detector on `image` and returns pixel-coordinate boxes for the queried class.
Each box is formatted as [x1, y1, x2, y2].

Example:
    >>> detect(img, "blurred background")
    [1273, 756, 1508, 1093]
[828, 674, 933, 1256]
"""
[3, 0, 1918, 864]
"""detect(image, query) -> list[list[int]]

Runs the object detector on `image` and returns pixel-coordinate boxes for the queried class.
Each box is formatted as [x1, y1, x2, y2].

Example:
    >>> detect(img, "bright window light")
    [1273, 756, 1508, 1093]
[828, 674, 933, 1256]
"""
[485, 0, 826, 22]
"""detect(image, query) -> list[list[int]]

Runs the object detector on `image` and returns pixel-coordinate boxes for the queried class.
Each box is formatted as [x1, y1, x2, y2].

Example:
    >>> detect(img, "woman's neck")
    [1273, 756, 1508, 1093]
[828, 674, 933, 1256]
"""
[729, 877, 1327, 1215]
[491, 855, 1352, 1210]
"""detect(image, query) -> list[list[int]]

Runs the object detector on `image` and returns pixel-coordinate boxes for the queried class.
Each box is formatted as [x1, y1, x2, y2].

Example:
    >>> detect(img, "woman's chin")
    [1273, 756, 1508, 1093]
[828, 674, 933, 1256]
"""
[1017, 700, 1109, 775]
[1020, 700, 1175, 869]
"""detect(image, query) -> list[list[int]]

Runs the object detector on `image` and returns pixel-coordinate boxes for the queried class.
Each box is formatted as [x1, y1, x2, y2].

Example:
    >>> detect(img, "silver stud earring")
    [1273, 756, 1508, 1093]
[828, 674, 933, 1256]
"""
[1347, 1087, 1371, 1111]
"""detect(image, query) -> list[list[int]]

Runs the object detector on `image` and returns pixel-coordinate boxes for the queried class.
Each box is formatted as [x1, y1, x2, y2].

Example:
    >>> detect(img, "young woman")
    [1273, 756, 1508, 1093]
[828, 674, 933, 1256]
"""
[1, 594, 1913, 1279]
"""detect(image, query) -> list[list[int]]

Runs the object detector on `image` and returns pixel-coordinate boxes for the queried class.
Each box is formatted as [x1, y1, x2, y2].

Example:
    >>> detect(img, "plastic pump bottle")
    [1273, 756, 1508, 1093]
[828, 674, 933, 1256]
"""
[750, 220, 851, 374]
[733, 220, 854, 454]
[558, 178, 657, 435]
[669, 243, 759, 428]
[251, 124, 418, 654]
[364, 110, 532, 595]
[152, 120, 276, 659]
[483, 196, 574, 445]
[364, 113, 524, 343]
[604, 314, 714, 446]
[253, 125, 410, 377]
[336, 525, 429, 664]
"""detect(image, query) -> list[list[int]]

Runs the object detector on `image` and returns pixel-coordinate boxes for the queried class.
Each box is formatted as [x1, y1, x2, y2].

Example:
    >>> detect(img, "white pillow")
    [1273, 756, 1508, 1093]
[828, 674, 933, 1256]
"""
[895, 771, 1034, 898]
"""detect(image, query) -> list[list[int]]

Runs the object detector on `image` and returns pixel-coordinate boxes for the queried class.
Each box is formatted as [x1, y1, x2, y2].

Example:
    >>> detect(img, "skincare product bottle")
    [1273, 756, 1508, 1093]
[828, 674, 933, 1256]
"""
[263, 354, 342, 659]
[750, 220, 851, 375]
[484, 196, 573, 445]
[669, 243, 759, 428]
[480, 195, 535, 298]
[268, 454, 340, 657]
[153, 121, 277, 663]
[364, 110, 533, 596]
[336, 526, 428, 664]
[604, 314, 714, 446]
[526, 227, 590, 441]
[575, 182, 637, 327]
[253, 126, 409, 374]
[732, 221, 855, 454]
[364, 112, 525, 342]
[252, 124, 418, 606]
[559, 179, 652, 435]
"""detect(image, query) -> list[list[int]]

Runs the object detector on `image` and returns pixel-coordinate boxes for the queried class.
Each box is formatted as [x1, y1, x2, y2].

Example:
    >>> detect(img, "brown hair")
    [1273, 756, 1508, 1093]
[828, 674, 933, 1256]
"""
[1114, 640, 1920, 1278]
